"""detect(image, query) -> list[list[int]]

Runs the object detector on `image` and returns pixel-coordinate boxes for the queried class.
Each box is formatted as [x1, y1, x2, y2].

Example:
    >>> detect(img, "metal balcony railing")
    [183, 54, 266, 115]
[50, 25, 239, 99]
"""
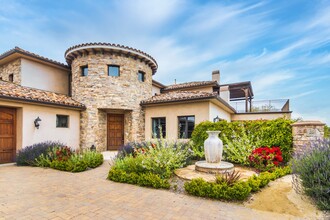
[230, 99, 290, 113]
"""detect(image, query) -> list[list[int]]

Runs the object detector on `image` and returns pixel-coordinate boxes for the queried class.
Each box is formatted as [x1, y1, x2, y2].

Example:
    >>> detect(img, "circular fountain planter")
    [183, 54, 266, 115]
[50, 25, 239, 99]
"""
[195, 131, 234, 174]
[195, 161, 234, 174]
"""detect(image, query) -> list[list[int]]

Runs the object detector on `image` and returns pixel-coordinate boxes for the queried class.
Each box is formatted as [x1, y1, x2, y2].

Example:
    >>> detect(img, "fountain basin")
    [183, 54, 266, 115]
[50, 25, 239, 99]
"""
[195, 160, 234, 174]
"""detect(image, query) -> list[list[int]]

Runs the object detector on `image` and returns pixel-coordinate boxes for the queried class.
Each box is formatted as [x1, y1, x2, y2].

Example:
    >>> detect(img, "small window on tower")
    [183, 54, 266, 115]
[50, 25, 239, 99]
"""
[138, 71, 145, 82]
[81, 66, 88, 76]
[8, 74, 14, 82]
[108, 65, 120, 77]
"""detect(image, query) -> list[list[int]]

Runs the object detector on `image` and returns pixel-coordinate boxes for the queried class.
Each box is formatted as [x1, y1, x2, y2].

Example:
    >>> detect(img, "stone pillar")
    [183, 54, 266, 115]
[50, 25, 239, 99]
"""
[291, 121, 325, 155]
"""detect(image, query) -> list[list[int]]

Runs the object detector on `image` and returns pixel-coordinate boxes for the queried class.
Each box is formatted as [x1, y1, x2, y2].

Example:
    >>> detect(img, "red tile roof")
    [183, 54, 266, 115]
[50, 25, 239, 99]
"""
[163, 81, 218, 91]
[0, 80, 85, 109]
[0, 47, 69, 69]
[65, 42, 157, 65]
[141, 91, 219, 104]
[141, 91, 236, 113]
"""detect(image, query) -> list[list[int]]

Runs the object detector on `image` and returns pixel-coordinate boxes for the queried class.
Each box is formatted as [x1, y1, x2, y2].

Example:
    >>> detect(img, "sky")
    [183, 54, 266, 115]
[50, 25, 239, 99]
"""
[0, 0, 329, 124]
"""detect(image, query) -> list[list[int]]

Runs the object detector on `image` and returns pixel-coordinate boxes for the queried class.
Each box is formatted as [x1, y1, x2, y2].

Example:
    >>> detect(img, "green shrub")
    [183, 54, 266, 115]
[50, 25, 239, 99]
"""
[111, 139, 192, 179]
[16, 141, 65, 166]
[107, 167, 170, 189]
[246, 175, 261, 192]
[291, 139, 330, 210]
[191, 118, 293, 163]
[49, 160, 68, 171]
[222, 127, 261, 165]
[81, 150, 103, 168]
[108, 139, 191, 189]
[35, 147, 103, 172]
[185, 166, 291, 201]
[324, 125, 329, 138]
[65, 154, 88, 172]
[184, 178, 251, 201]
[112, 155, 145, 174]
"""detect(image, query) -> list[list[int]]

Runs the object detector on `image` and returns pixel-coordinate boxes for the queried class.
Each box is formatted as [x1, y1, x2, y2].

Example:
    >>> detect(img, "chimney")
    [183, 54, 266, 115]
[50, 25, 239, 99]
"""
[212, 70, 220, 83]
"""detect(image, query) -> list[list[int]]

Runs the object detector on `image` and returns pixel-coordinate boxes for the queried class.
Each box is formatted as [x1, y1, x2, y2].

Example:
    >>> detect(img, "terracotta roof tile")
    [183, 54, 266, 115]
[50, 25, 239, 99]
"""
[0, 80, 85, 109]
[65, 42, 157, 66]
[141, 91, 218, 104]
[0, 47, 69, 69]
[163, 81, 218, 91]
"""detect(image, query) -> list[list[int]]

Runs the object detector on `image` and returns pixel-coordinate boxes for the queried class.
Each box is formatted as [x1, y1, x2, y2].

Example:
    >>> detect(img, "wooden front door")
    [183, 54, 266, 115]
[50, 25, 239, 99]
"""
[107, 114, 124, 150]
[0, 107, 16, 163]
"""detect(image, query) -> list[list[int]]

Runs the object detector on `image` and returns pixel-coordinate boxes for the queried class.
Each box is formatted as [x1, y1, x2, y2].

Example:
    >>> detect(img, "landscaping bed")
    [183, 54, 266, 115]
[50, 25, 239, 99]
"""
[16, 141, 103, 172]
[108, 118, 329, 213]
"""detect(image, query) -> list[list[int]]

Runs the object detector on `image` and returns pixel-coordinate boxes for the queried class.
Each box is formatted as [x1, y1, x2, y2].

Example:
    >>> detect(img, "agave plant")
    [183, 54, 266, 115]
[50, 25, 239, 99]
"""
[215, 170, 241, 186]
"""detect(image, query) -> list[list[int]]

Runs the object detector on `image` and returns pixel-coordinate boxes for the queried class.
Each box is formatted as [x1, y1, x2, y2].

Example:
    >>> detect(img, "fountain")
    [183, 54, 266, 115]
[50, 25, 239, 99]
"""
[195, 131, 234, 173]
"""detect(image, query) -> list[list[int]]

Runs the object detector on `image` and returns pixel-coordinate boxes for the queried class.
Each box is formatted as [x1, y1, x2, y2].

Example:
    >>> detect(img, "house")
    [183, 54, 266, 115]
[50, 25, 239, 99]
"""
[0, 43, 291, 163]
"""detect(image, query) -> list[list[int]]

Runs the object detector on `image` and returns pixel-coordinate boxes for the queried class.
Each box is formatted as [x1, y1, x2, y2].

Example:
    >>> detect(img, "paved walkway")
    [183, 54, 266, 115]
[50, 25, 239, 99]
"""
[0, 161, 317, 220]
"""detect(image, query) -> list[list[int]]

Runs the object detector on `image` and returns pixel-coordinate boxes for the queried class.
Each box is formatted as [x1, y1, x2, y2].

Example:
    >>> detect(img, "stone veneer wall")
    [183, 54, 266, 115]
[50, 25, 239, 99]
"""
[71, 52, 153, 150]
[292, 121, 325, 155]
[0, 58, 21, 84]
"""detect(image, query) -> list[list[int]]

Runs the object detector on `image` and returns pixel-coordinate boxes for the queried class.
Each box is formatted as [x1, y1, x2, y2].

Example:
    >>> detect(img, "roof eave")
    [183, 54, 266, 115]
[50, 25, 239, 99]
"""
[0, 48, 70, 70]
[141, 95, 236, 114]
[0, 95, 86, 110]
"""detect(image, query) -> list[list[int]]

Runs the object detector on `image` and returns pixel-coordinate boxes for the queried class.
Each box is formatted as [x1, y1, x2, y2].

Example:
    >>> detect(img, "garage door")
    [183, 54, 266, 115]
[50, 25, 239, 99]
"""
[0, 107, 16, 163]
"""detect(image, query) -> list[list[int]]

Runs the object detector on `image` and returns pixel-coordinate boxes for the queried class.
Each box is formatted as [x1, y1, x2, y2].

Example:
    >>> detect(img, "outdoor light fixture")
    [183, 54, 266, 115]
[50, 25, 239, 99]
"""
[90, 145, 96, 151]
[213, 116, 221, 123]
[34, 117, 41, 129]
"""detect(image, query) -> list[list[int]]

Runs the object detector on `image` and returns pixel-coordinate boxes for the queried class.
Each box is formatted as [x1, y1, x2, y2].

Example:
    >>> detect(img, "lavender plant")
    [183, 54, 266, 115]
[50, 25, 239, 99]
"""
[291, 139, 330, 210]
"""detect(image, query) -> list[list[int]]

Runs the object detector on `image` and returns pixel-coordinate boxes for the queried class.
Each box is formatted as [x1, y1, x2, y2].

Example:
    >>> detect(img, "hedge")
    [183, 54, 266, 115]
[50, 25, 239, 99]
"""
[184, 166, 291, 201]
[191, 118, 293, 163]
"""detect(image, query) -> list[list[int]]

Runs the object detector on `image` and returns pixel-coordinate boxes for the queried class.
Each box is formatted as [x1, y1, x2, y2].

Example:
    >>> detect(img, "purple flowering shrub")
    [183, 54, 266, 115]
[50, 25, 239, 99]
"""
[291, 139, 330, 210]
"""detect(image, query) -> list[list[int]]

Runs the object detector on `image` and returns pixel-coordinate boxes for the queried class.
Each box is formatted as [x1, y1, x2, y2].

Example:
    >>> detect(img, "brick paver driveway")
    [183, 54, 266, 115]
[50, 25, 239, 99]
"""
[0, 161, 305, 220]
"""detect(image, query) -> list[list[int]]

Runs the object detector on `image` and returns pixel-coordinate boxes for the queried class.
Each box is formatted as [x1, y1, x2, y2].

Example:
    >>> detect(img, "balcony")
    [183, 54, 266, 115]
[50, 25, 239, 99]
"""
[230, 99, 290, 113]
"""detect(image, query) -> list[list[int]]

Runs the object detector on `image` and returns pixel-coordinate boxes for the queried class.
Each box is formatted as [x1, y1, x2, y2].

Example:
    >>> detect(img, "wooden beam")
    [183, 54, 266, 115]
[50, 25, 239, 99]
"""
[241, 88, 249, 112]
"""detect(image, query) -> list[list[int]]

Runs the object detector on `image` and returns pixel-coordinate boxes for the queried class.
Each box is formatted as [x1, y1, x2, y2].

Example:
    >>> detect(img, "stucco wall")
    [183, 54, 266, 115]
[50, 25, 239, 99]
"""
[209, 102, 231, 122]
[0, 59, 21, 84]
[152, 85, 161, 95]
[71, 52, 153, 150]
[21, 58, 69, 95]
[0, 100, 80, 151]
[220, 86, 230, 103]
[231, 112, 291, 121]
[144, 101, 210, 140]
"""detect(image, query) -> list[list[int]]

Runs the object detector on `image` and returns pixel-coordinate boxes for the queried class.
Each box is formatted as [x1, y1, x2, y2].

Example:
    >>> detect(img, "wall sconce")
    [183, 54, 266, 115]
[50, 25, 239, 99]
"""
[213, 116, 221, 123]
[34, 117, 41, 129]
[90, 145, 96, 151]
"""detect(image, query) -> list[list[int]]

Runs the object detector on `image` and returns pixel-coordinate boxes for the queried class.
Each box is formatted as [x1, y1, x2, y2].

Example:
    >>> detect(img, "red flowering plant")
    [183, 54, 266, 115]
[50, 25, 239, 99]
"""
[47, 146, 72, 161]
[248, 146, 283, 172]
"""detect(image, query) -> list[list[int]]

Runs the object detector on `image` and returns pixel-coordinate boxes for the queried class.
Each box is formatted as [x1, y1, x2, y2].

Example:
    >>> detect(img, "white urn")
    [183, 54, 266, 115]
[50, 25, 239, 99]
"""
[204, 131, 223, 163]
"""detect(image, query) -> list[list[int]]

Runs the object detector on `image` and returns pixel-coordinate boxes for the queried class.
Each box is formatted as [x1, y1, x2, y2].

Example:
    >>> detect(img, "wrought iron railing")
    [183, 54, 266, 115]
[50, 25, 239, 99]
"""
[230, 99, 290, 113]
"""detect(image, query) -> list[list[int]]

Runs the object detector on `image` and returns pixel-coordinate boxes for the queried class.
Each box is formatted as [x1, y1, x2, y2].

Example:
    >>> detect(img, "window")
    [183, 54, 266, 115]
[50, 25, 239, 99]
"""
[56, 115, 69, 128]
[108, 65, 120, 77]
[138, 71, 145, 82]
[178, 116, 195, 138]
[152, 117, 166, 138]
[81, 66, 88, 76]
[8, 74, 13, 82]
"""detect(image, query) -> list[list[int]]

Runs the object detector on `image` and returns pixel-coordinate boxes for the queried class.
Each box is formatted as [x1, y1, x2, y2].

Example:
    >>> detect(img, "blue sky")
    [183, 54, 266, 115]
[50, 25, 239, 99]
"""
[1, 0, 329, 124]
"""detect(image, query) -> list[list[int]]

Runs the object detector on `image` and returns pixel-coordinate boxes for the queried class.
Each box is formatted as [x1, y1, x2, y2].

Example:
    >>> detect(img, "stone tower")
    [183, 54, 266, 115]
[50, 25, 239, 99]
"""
[65, 43, 158, 150]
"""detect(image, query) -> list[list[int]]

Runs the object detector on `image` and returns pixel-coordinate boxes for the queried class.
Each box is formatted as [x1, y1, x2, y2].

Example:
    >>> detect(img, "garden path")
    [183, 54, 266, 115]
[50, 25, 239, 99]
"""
[0, 161, 323, 220]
